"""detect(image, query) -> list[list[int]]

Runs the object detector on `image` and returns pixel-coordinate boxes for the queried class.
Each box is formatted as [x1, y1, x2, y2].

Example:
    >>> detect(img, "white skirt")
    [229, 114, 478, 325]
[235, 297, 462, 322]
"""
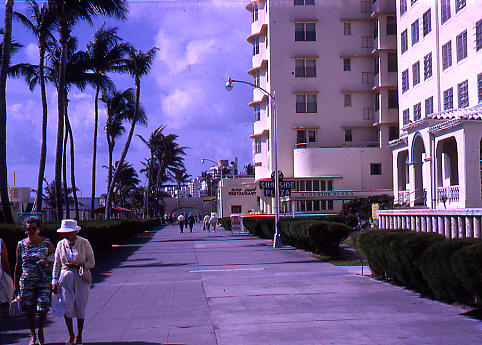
[59, 269, 90, 319]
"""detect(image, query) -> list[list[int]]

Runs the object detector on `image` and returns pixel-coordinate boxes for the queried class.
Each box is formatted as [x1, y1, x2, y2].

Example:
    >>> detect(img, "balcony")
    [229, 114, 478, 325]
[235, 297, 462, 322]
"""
[294, 141, 379, 149]
[437, 185, 460, 205]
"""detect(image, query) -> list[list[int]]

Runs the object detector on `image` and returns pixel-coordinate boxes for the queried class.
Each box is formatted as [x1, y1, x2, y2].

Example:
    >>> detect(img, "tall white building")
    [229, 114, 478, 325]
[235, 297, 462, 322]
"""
[391, 0, 482, 209]
[246, 0, 396, 214]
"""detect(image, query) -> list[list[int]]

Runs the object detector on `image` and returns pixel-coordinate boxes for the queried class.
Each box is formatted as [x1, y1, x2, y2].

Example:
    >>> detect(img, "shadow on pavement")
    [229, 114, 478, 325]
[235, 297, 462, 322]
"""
[48, 342, 165, 345]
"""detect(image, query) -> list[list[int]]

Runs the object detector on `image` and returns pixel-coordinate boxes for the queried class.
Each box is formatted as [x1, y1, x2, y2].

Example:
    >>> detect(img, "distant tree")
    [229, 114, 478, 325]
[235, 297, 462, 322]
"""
[339, 194, 394, 222]
[244, 163, 255, 176]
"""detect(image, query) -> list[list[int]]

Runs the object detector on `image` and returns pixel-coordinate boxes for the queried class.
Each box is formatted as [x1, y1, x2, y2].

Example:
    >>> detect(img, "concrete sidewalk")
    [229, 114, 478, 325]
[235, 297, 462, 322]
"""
[2, 224, 481, 344]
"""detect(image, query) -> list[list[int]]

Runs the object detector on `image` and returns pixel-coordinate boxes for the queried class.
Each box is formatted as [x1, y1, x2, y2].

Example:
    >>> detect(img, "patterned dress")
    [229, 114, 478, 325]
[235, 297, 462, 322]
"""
[18, 238, 52, 312]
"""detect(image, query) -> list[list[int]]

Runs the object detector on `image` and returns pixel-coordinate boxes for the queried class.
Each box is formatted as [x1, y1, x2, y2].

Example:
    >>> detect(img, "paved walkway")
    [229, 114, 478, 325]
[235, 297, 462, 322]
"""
[2, 224, 481, 344]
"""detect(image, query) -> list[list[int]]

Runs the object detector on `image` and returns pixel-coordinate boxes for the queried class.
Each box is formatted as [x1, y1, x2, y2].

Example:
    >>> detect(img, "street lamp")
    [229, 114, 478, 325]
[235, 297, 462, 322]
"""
[201, 158, 223, 216]
[225, 77, 282, 248]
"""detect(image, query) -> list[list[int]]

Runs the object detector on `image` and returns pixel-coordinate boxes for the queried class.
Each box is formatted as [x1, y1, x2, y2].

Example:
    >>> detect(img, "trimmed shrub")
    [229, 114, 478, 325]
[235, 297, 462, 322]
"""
[419, 239, 480, 304]
[451, 243, 482, 307]
[218, 217, 231, 231]
[307, 221, 351, 257]
[0, 218, 161, 273]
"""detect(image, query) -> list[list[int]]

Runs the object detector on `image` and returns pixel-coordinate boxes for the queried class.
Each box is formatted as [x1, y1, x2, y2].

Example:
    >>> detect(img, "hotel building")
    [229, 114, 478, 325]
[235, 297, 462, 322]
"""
[390, 0, 482, 209]
[245, 0, 397, 214]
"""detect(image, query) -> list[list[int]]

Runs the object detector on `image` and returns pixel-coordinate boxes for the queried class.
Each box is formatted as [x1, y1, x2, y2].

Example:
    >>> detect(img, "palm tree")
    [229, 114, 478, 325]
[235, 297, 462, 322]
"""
[43, 179, 75, 209]
[14, 0, 55, 215]
[139, 126, 186, 217]
[105, 46, 157, 219]
[244, 163, 255, 175]
[48, 0, 128, 222]
[172, 168, 191, 212]
[87, 24, 129, 218]
[0, 0, 15, 223]
[112, 161, 139, 208]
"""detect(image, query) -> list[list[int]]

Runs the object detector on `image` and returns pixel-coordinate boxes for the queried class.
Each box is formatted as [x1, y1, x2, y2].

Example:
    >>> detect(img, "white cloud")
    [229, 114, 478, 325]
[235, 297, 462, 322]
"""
[25, 43, 38, 64]
[161, 86, 206, 128]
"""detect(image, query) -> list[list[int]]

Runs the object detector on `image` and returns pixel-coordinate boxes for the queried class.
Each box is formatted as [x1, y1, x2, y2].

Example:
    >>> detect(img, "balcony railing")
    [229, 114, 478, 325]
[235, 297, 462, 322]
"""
[294, 141, 379, 149]
[437, 185, 459, 204]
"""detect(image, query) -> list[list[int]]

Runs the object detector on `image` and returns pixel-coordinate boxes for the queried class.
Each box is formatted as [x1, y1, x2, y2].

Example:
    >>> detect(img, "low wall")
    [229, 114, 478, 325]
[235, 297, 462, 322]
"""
[377, 209, 482, 239]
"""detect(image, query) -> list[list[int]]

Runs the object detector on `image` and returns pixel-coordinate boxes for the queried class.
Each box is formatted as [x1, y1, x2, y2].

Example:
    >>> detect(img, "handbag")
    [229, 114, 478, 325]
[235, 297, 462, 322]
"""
[0, 270, 14, 303]
[9, 295, 22, 317]
[78, 265, 92, 284]
[50, 292, 67, 317]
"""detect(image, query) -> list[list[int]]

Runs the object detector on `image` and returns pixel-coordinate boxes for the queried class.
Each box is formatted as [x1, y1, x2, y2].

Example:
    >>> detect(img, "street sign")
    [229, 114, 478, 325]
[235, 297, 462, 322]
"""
[259, 180, 295, 190]
[263, 189, 291, 197]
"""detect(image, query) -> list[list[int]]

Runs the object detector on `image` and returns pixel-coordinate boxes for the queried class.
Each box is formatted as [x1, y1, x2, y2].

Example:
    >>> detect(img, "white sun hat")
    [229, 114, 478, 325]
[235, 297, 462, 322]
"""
[57, 219, 81, 233]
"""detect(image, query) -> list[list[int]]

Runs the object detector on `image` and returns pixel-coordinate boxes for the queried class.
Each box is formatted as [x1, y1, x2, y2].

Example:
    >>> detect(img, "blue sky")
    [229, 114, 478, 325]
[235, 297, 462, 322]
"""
[2, 0, 253, 197]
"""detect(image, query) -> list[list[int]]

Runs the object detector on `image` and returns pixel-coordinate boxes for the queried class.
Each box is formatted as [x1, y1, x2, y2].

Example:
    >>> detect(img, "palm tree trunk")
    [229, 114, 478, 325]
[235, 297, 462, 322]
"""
[90, 85, 100, 218]
[66, 115, 79, 220]
[35, 41, 48, 215]
[105, 79, 141, 220]
[62, 116, 69, 219]
[55, 11, 68, 223]
[0, 0, 15, 224]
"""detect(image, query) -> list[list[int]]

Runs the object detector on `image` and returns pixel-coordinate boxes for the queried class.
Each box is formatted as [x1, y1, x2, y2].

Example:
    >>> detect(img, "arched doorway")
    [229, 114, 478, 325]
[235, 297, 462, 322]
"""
[412, 134, 426, 205]
[397, 150, 409, 204]
[436, 137, 459, 206]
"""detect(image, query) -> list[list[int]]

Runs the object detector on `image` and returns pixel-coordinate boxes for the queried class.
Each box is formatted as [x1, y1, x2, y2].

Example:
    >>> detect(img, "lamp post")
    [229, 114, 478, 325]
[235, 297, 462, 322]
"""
[225, 77, 282, 248]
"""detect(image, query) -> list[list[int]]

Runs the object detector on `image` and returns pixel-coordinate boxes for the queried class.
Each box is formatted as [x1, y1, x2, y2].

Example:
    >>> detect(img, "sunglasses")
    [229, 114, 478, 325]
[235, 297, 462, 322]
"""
[26, 226, 38, 231]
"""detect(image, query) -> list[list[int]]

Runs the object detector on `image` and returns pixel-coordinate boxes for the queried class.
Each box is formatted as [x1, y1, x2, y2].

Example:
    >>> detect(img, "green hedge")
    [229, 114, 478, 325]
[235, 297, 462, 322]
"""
[354, 230, 482, 307]
[218, 217, 231, 231]
[242, 216, 351, 257]
[0, 218, 161, 273]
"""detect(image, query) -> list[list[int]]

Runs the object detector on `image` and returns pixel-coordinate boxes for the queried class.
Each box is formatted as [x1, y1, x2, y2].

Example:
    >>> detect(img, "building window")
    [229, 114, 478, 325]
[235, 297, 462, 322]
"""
[344, 22, 351, 35]
[296, 94, 317, 113]
[458, 80, 469, 108]
[412, 61, 420, 86]
[254, 137, 261, 154]
[360, 0, 371, 14]
[362, 72, 373, 84]
[423, 9, 432, 36]
[373, 20, 378, 39]
[400, 0, 407, 16]
[425, 96, 434, 115]
[252, 37, 259, 56]
[344, 94, 352, 107]
[388, 53, 397, 72]
[441, 0, 451, 24]
[478, 73, 482, 104]
[413, 102, 421, 120]
[442, 41, 452, 70]
[402, 69, 409, 93]
[296, 130, 307, 146]
[361, 35, 373, 48]
[388, 90, 398, 109]
[476, 19, 482, 51]
[403, 108, 409, 125]
[308, 130, 316, 143]
[327, 200, 334, 210]
[411, 19, 419, 45]
[295, 23, 316, 41]
[424, 52, 432, 80]
[252, 4, 258, 22]
[374, 56, 379, 75]
[389, 126, 398, 141]
[254, 70, 260, 86]
[254, 103, 261, 121]
[231, 205, 242, 214]
[401, 29, 408, 54]
[295, 59, 316, 78]
[343, 58, 351, 71]
[456, 30, 467, 62]
[443, 87, 453, 110]
[455, 0, 466, 13]
[370, 163, 382, 175]
[387, 16, 396, 35]
[345, 129, 352, 142]
[363, 107, 374, 120]
[374, 92, 380, 111]
[294, 0, 315, 5]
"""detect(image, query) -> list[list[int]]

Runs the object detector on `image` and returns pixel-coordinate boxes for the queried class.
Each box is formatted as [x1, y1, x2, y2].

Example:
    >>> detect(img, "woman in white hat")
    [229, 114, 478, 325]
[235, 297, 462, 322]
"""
[52, 219, 95, 345]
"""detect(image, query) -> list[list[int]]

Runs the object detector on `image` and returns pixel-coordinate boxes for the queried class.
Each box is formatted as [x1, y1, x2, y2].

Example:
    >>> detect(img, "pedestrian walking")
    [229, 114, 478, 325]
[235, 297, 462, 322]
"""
[13, 216, 55, 345]
[203, 214, 210, 231]
[209, 212, 218, 232]
[0, 236, 13, 345]
[187, 213, 195, 232]
[177, 214, 185, 233]
[52, 219, 95, 345]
